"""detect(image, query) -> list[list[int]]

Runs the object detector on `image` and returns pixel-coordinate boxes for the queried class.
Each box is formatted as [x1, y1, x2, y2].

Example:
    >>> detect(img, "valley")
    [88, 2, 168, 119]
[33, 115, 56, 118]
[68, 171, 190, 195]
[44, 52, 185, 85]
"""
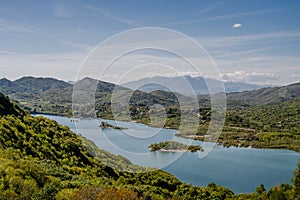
[1, 76, 299, 152]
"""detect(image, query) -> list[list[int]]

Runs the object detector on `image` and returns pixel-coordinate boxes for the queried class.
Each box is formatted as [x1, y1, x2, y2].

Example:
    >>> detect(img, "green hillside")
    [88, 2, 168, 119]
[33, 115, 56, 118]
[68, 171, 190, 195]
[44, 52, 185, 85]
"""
[177, 97, 300, 152]
[220, 96, 300, 151]
[0, 77, 70, 94]
[0, 77, 184, 117]
[226, 82, 300, 105]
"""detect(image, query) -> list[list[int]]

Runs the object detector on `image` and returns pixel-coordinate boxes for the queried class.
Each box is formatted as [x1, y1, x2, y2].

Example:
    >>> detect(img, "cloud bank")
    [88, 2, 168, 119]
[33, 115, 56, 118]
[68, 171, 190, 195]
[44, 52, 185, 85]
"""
[221, 71, 278, 84]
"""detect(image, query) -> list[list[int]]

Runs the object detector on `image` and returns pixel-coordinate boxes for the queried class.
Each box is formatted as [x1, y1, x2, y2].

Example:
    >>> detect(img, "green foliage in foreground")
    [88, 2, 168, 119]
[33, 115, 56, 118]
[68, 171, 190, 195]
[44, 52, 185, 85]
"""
[149, 141, 203, 153]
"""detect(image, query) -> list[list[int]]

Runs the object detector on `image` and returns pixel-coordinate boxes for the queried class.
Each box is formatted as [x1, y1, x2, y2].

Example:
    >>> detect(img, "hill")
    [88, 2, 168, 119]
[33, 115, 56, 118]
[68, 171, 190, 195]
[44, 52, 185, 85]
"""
[227, 82, 300, 105]
[221, 97, 300, 151]
[0, 77, 189, 122]
[2, 76, 299, 115]
[177, 96, 300, 152]
[0, 76, 71, 97]
[123, 75, 267, 95]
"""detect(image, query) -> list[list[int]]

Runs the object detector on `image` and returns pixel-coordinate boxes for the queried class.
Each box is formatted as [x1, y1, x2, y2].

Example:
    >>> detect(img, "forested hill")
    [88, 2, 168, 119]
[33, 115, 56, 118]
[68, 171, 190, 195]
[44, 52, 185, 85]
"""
[195, 82, 300, 107]
[0, 76, 189, 116]
[226, 82, 300, 105]
[0, 76, 70, 94]
[1, 76, 299, 117]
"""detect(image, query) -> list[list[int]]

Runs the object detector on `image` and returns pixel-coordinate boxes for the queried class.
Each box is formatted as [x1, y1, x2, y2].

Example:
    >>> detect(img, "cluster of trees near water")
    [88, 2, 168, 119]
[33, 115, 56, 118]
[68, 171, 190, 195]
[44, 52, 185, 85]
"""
[99, 121, 127, 130]
[149, 141, 203, 152]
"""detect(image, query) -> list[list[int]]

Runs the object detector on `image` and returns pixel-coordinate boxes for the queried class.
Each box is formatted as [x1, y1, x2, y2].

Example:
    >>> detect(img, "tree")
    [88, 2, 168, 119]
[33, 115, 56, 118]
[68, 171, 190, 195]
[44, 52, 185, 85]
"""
[256, 184, 266, 195]
[72, 186, 103, 200]
[96, 188, 139, 200]
[293, 161, 300, 200]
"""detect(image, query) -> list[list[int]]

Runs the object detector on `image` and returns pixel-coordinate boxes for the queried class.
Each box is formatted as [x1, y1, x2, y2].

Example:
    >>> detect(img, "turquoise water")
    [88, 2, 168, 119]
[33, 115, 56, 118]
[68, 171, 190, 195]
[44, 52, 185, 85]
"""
[38, 114, 300, 193]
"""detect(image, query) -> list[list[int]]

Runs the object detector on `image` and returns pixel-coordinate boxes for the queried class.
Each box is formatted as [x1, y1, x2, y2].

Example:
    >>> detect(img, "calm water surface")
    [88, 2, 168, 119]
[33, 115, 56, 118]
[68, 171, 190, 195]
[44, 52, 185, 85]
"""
[37, 114, 300, 193]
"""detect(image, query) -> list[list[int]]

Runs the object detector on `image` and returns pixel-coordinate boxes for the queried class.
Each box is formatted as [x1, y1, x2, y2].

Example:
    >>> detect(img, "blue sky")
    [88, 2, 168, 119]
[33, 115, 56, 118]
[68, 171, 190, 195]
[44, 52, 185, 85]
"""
[0, 0, 299, 85]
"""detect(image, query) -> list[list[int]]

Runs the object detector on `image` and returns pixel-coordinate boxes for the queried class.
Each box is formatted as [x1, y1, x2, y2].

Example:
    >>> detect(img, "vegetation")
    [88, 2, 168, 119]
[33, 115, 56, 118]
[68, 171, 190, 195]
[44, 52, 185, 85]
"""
[176, 97, 300, 152]
[293, 161, 300, 200]
[80, 136, 144, 173]
[99, 121, 127, 130]
[149, 141, 203, 152]
[226, 82, 300, 105]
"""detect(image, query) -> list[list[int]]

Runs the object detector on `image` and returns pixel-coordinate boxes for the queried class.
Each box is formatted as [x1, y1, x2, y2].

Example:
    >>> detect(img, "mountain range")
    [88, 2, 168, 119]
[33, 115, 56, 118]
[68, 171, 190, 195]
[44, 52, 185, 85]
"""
[0, 76, 299, 115]
[122, 75, 269, 95]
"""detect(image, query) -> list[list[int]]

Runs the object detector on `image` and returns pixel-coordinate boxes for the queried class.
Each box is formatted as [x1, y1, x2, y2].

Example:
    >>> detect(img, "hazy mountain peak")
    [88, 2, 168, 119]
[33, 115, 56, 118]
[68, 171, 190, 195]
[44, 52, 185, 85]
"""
[123, 75, 267, 96]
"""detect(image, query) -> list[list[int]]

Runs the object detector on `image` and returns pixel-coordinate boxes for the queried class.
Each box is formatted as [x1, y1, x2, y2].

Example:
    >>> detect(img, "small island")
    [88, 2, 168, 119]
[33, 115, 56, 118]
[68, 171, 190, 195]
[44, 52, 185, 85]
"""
[99, 121, 127, 130]
[149, 141, 203, 153]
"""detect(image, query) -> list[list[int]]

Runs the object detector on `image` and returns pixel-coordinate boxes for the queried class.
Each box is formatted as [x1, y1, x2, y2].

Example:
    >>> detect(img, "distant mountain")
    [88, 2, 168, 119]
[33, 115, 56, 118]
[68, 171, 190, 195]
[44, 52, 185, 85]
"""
[67, 80, 76, 85]
[0, 76, 71, 98]
[13, 76, 70, 93]
[1, 76, 299, 116]
[72, 77, 184, 106]
[123, 76, 268, 96]
[0, 77, 188, 117]
[227, 82, 300, 105]
[0, 78, 15, 87]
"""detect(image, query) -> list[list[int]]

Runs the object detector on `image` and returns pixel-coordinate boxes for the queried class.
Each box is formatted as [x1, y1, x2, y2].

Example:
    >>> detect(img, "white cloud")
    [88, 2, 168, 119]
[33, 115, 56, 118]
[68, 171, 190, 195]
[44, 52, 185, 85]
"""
[232, 23, 242, 28]
[221, 71, 278, 83]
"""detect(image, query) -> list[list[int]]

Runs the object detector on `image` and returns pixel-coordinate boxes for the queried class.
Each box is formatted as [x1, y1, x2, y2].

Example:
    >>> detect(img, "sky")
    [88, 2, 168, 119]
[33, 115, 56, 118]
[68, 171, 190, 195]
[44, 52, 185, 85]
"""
[0, 0, 299, 85]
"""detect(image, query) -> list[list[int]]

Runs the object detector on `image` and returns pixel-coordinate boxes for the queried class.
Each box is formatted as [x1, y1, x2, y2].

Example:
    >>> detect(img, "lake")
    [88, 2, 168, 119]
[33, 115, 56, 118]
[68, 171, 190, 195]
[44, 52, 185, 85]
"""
[37, 114, 300, 194]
